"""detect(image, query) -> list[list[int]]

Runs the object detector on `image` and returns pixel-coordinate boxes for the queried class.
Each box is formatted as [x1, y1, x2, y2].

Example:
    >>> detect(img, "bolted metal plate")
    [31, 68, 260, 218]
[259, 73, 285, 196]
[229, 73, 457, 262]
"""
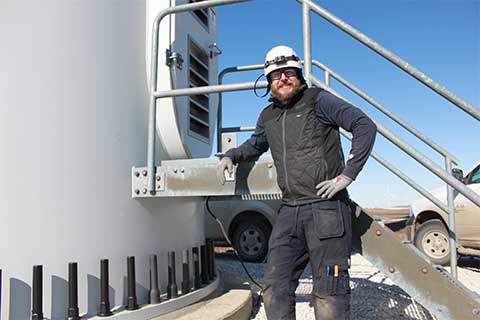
[221, 132, 237, 154]
[132, 155, 281, 198]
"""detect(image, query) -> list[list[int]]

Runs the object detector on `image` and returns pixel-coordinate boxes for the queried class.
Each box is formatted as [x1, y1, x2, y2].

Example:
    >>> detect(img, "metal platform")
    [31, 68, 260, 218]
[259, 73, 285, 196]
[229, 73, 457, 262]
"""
[132, 156, 281, 200]
[133, 156, 480, 320]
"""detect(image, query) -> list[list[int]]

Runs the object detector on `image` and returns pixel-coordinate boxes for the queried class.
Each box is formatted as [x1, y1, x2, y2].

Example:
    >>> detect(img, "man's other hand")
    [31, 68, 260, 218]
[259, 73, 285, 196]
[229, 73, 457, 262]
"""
[217, 157, 234, 185]
[315, 175, 352, 199]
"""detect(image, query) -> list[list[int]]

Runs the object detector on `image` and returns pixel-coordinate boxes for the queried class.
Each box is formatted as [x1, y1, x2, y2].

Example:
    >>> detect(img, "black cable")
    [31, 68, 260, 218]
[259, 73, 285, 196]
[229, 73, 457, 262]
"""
[254, 73, 270, 98]
[205, 196, 265, 307]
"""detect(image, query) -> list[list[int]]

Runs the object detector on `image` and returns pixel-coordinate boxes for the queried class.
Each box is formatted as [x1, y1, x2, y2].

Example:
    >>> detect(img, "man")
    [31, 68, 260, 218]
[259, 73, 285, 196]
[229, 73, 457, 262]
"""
[217, 45, 376, 320]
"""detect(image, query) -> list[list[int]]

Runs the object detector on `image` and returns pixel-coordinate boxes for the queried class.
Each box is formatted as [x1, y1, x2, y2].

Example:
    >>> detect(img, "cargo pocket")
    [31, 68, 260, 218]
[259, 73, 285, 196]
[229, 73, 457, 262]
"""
[313, 268, 350, 297]
[312, 201, 344, 239]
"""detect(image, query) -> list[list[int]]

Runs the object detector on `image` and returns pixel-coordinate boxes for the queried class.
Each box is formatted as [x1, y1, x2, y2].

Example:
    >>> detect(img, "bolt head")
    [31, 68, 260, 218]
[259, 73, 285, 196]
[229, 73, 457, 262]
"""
[267, 163, 273, 168]
[134, 171, 140, 177]
[180, 168, 185, 173]
[134, 189, 140, 195]
[472, 308, 480, 316]
[173, 169, 178, 173]
[142, 170, 148, 177]
[376, 230, 382, 236]
[421, 267, 428, 275]
[388, 267, 395, 273]
[156, 175, 161, 181]
[142, 188, 148, 194]
[227, 138, 231, 143]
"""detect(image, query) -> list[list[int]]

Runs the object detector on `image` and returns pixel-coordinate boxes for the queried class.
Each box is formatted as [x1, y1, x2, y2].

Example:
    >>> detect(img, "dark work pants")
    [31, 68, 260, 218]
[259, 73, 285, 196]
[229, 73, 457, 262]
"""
[263, 199, 353, 320]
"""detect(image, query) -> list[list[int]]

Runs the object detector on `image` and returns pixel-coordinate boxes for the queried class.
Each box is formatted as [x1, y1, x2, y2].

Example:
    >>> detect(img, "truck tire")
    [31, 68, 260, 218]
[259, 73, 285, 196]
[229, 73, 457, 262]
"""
[232, 221, 271, 263]
[414, 219, 450, 265]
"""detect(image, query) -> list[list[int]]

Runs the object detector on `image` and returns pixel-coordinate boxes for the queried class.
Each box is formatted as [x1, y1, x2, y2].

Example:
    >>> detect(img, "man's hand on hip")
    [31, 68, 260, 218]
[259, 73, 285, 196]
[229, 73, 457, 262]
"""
[316, 175, 353, 199]
[217, 157, 234, 185]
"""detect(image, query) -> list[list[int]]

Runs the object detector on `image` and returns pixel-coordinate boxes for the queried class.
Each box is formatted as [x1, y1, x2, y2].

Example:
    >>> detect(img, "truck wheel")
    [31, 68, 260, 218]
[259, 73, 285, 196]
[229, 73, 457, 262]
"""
[414, 219, 450, 265]
[232, 221, 271, 263]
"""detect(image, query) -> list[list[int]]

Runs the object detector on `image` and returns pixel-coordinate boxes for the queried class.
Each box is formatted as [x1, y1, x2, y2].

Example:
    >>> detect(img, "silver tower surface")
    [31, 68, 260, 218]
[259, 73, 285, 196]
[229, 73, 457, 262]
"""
[0, 0, 219, 318]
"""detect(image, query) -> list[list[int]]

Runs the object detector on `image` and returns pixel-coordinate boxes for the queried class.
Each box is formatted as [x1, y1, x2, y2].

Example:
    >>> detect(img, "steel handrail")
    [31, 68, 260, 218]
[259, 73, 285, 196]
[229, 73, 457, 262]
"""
[215, 64, 459, 216]
[147, 0, 252, 193]
[216, 62, 459, 165]
[310, 75, 480, 208]
[311, 60, 459, 164]
[296, 0, 480, 122]
[340, 130, 452, 216]
[217, 64, 265, 153]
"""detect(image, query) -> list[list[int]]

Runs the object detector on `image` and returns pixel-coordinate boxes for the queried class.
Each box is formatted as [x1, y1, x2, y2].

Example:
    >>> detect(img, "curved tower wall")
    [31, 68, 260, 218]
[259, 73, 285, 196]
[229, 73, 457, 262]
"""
[0, 0, 216, 318]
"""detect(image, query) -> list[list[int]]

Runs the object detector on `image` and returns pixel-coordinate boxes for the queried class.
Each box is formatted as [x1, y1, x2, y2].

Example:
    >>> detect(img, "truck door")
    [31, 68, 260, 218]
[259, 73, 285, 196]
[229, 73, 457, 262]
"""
[455, 164, 480, 249]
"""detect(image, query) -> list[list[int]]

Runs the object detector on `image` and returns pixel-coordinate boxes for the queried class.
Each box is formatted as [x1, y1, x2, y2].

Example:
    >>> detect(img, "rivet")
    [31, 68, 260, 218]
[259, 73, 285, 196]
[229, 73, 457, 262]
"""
[134, 171, 140, 177]
[180, 168, 185, 173]
[421, 267, 428, 275]
[376, 230, 382, 236]
[227, 138, 231, 143]
[142, 188, 148, 194]
[173, 169, 178, 173]
[388, 267, 395, 273]
[142, 170, 148, 177]
[134, 189, 140, 195]
[156, 176, 161, 181]
[267, 163, 273, 168]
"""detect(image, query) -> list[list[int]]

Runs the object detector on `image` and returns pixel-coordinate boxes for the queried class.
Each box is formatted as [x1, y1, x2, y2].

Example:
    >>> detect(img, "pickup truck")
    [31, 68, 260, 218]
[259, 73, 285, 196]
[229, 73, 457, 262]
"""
[406, 161, 480, 265]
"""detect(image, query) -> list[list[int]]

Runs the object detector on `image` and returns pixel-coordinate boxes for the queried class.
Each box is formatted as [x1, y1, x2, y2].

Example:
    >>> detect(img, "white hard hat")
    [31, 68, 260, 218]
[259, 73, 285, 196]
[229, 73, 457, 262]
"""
[264, 45, 302, 77]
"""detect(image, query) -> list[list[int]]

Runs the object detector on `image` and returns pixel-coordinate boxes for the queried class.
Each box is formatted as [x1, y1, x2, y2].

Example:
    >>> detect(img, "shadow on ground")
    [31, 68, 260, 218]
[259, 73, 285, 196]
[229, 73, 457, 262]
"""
[216, 250, 439, 320]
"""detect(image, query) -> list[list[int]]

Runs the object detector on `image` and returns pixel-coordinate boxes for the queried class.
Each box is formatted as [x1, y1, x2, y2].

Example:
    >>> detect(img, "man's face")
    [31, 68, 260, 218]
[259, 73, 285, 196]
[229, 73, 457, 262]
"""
[270, 67, 302, 104]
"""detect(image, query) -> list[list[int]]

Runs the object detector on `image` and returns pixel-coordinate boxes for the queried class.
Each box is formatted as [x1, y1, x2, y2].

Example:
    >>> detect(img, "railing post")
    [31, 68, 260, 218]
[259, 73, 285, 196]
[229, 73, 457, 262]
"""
[217, 89, 223, 154]
[302, 2, 312, 87]
[445, 158, 458, 278]
[324, 70, 330, 87]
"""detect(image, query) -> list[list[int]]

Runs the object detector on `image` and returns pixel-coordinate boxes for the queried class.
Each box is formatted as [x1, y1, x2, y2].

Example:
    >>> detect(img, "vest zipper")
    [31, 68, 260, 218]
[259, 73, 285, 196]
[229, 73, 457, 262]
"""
[281, 109, 293, 200]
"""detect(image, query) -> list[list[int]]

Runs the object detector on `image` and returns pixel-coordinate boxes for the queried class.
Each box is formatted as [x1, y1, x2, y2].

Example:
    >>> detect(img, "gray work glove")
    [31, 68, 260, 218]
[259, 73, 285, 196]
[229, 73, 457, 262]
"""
[316, 174, 353, 199]
[217, 156, 234, 185]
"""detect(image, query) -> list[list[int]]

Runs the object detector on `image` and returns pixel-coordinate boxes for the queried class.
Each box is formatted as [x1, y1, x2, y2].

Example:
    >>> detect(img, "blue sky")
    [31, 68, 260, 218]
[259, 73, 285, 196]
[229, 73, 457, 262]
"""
[215, 0, 479, 208]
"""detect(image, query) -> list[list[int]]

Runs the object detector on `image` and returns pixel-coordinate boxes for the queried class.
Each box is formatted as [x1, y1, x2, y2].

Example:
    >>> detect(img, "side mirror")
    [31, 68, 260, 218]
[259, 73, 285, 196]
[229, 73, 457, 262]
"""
[452, 168, 464, 182]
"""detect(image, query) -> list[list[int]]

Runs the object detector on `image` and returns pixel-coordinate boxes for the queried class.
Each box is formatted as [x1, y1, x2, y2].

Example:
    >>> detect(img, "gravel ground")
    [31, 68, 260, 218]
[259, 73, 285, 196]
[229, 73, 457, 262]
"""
[216, 251, 480, 320]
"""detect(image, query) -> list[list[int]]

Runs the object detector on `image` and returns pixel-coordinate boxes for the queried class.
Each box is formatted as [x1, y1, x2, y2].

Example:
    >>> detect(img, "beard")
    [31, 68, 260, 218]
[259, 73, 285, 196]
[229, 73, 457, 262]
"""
[271, 81, 303, 105]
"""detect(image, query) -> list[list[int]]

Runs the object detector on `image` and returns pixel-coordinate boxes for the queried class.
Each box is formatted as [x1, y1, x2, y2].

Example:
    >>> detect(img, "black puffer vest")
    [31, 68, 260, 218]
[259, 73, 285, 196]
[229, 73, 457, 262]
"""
[261, 87, 347, 205]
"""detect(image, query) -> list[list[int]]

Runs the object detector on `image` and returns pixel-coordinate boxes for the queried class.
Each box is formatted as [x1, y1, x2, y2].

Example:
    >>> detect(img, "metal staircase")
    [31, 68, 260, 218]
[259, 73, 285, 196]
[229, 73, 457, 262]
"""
[133, 0, 480, 319]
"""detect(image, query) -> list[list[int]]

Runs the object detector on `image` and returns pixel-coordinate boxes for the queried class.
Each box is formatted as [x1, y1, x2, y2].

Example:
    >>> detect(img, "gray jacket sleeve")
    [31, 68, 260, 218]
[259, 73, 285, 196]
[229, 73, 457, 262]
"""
[224, 114, 269, 163]
[315, 90, 377, 180]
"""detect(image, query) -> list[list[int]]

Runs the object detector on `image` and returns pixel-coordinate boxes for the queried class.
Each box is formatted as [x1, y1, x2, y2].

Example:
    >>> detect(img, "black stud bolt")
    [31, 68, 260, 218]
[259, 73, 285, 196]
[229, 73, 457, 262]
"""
[208, 240, 216, 280]
[181, 249, 190, 295]
[32, 265, 43, 320]
[149, 255, 160, 304]
[208, 240, 215, 280]
[200, 245, 208, 284]
[167, 252, 178, 299]
[212, 241, 216, 279]
[192, 247, 201, 290]
[67, 263, 80, 320]
[205, 241, 212, 281]
[127, 256, 139, 310]
[98, 259, 112, 317]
